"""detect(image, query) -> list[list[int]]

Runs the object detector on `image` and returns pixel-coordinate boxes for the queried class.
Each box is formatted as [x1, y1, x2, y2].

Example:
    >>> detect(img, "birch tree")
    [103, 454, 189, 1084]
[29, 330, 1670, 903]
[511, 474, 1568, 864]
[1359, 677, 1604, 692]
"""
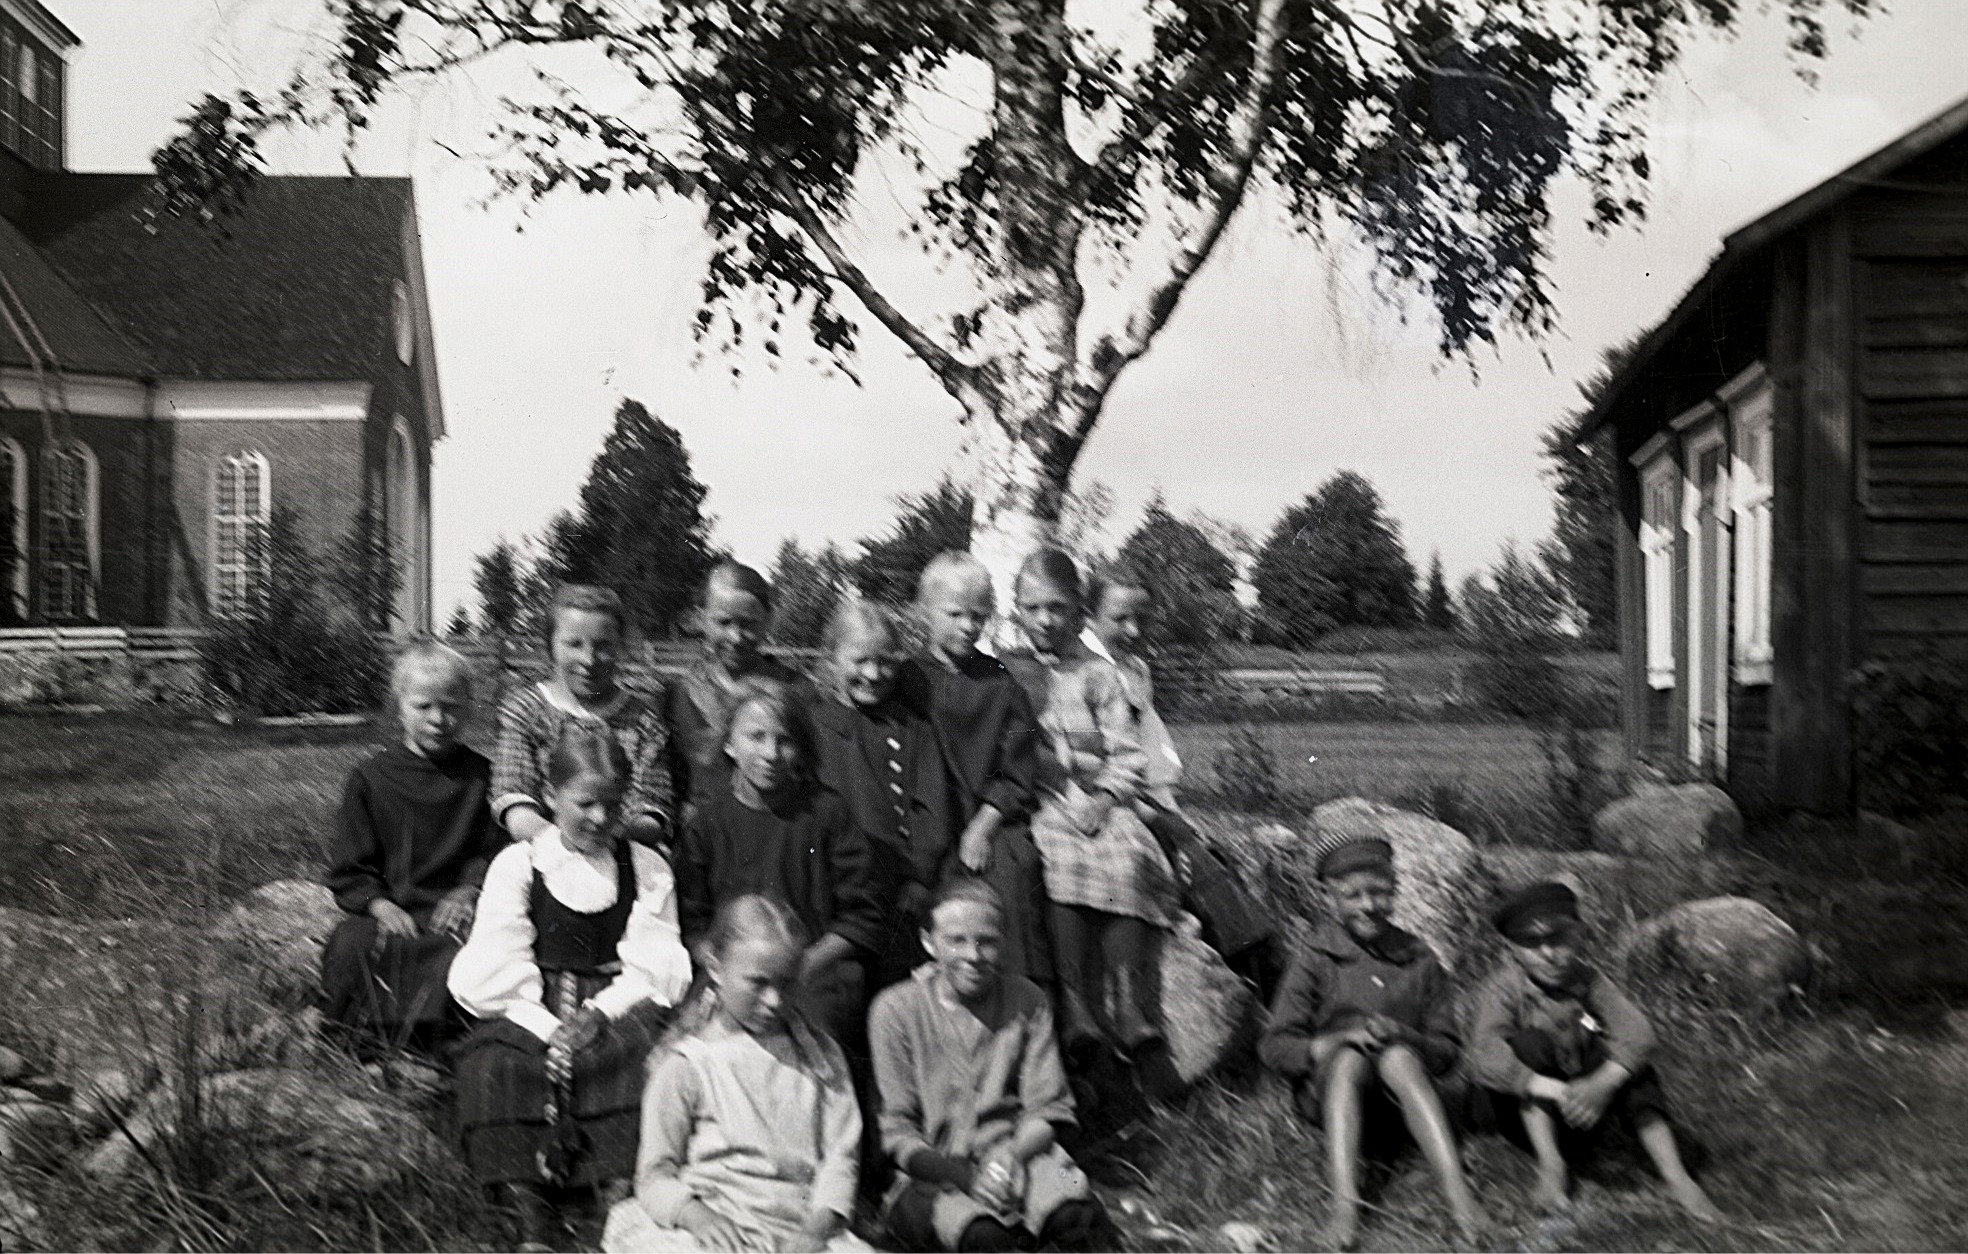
[156, 0, 1868, 598]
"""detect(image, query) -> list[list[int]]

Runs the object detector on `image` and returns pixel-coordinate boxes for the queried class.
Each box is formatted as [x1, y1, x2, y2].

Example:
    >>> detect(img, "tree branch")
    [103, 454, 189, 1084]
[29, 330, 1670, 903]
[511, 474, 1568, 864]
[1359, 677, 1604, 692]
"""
[771, 175, 981, 407]
[1065, 0, 1286, 455]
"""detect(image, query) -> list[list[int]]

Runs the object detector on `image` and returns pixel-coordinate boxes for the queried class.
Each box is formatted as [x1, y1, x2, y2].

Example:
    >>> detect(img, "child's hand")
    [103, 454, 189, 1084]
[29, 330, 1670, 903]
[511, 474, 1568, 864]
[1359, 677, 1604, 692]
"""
[679, 1199, 750, 1253]
[959, 824, 993, 873]
[1067, 786, 1114, 834]
[367, 899, 417, 945]
[1558, 1073, 1619, 1129]
[550, 1005, 607, 1055]
[429, 887, 477, 939]
[625, 813, 669, 849]
[1360, 1014, 1405, 1049]
[776, 1211, 842, 1253]
[971, 1150, 1022, 1214]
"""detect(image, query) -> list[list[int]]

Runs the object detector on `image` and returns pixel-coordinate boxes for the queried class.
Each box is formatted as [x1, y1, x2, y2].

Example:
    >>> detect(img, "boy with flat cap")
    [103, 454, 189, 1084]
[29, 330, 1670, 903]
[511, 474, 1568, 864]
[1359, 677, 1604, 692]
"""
[1468, 880, 1719, 1222]
[1258, 832, 1488, 1250]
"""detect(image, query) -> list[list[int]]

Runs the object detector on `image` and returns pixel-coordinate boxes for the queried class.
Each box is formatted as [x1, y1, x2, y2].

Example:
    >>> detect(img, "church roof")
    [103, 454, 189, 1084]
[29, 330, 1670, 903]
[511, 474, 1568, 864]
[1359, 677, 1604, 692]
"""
[2, 173, 415, 383]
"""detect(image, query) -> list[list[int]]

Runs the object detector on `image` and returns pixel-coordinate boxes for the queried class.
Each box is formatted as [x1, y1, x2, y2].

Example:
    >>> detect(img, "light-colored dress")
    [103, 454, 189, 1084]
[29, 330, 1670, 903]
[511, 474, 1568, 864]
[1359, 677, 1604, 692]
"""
[602, 1019, 872, 1253]
[870, 967, 1091, 1246]
[491, 681, 675, 834]
[1020, 639, 1177, 925]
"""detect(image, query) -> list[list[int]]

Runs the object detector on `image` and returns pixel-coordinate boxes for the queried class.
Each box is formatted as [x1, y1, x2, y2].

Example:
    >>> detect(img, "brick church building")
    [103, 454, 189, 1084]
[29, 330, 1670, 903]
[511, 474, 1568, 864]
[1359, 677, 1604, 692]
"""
[0, 0, 443, 635]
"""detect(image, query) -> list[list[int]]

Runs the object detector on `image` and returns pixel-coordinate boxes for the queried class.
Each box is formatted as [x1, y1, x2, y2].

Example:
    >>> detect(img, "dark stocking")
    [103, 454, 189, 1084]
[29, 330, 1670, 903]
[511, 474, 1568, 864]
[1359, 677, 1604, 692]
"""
[956, 1216, 1026, 1252]
[1038, 1199, 1118, 1252]
[1048, 903, 1108, 1065]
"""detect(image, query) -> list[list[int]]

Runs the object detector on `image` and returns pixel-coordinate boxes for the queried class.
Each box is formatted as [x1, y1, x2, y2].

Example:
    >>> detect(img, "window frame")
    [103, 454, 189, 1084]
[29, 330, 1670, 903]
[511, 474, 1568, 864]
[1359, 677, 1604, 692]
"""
[0, 434, 25, 619]
[1726, 367, 1775, 687]
[210, 450, 273, 620]
[39, 439, 98, 622]
[1635, 443, 1679, 691]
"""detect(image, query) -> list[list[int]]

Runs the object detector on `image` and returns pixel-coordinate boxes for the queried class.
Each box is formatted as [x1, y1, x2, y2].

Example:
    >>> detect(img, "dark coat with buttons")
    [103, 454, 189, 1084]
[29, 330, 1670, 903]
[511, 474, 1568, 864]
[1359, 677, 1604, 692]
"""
[807, 689, 958, 904]
[1259, 920, 1461, 1082]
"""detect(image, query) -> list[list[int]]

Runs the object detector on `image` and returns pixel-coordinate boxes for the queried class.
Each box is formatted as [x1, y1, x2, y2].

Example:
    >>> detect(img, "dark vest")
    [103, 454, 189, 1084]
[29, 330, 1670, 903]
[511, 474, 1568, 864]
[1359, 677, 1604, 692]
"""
[529, 841, 638, 975]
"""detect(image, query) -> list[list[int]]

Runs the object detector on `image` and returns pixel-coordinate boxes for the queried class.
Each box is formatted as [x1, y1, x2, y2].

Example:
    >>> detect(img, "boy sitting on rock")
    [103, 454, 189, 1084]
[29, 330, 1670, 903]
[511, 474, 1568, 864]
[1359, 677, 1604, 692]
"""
[1258, 833, 1488, 1250]
[1467, 881, 1719, 1222]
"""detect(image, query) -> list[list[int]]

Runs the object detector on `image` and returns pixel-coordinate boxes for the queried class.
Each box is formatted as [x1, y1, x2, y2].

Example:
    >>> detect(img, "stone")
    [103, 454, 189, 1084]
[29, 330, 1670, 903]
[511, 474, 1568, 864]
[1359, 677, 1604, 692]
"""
[82, 1067, 450, 1196]
[1308, 798, 1492, 969]
[0, 1100, 74, 1171]
[1157, 914, 1256, 1083]
[1617, 897, 1811, 1016]
[0, 1047, 25, 1084]
[1858, 810, 1923, 871]
[209, 879, 345, 1007]
[360, 1058, 447, 1107]
[1591, 783, 1743, 859]
[1217, 1221, 1276, 1252]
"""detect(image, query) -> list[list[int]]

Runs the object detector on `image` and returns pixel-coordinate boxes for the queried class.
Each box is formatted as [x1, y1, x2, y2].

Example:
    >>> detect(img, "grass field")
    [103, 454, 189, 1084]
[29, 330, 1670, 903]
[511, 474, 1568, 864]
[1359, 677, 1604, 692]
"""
[4, 709, 1968, 1252]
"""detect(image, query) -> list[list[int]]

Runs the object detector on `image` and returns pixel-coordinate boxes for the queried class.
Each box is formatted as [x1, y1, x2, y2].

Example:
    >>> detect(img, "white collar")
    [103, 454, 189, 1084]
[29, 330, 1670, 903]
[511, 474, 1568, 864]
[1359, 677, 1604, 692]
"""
[529, 829, 626, 913]
[538, 681, 629, 721]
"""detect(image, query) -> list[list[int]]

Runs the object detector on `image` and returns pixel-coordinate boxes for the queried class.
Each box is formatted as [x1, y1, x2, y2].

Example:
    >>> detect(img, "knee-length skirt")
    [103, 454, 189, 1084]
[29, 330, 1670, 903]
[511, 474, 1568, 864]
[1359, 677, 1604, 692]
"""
[1030, 790, 1177, 926]
[453, 971, 671, 1186]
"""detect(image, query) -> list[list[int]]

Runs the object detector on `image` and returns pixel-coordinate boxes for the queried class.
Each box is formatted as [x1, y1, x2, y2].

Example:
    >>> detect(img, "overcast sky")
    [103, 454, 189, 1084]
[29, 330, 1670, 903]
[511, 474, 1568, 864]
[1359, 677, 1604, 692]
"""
[49, 0, 1968, 616]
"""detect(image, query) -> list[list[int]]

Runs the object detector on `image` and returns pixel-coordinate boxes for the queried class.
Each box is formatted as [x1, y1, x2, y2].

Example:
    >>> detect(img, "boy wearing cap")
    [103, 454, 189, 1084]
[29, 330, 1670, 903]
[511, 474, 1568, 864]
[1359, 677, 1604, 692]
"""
[1469, 880, 1719, 1221]
[1258, 834, 1489, 1250]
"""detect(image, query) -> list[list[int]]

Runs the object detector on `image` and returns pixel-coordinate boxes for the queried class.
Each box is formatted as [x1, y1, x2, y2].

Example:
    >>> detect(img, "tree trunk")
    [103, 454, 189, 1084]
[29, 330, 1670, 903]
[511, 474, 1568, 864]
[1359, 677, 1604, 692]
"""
[965, 413, 1065, 636]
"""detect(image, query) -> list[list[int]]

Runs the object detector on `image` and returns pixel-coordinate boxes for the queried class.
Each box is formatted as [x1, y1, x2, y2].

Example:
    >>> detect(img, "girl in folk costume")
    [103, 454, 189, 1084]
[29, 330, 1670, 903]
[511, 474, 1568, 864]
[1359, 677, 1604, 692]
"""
[450, 724, 694, 1251]
[807, 598, 958, 991]
[1008, 548, 1184, 1100]
[1082, 567, 1284, 1004]
[492, 583, 675, 850]
[602, 895, 871, 1254]
[663, 561, 808, 815]
[905, 552, 1052, 991]
[674, 678, 884, 1046]
[321, 643, 501, 1053]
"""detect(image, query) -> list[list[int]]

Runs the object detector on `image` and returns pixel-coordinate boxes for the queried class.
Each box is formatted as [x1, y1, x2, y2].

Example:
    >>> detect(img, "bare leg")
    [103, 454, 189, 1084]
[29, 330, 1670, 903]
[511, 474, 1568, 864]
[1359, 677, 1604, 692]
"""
[1378, 1046, 1489, 1242]
[1518, 1099, 1571, 1214]
[1322, 1048, 1370, 1251]
[1635, 1112, 1720, 1222]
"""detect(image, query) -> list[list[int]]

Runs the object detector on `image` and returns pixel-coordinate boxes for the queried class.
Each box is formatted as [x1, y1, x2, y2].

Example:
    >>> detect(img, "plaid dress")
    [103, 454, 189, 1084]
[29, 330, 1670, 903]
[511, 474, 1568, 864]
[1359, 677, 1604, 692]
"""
[1011, 641, 1177, 926]
[490, 682, 676, 837]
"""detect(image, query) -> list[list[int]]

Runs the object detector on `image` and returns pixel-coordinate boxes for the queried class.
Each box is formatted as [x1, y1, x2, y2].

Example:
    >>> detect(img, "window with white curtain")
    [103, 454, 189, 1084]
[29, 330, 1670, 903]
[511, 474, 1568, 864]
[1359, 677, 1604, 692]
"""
[1640, 455, 1678, 689]
[0, 435, 24, 619]
[40, 441, 96, 621]
[1731, 382, 1776, 685]
[212, 451, 272, 619]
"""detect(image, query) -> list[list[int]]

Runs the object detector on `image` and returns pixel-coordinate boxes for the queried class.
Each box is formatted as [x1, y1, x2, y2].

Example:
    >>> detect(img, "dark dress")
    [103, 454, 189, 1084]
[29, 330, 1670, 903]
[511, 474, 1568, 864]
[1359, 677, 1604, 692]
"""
[676, 781, 884, 1042]
[808, 690, 958, 989]
[905, 652, 1052, 984]
[452, 841, 669, 1187]
[320, 742, 500, 1046]
[661, 656, 809, 814]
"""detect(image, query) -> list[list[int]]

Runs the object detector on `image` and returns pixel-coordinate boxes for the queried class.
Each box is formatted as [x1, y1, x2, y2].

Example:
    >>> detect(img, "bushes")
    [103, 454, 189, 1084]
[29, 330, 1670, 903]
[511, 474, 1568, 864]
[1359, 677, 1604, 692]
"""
[199, 508, 387, 718]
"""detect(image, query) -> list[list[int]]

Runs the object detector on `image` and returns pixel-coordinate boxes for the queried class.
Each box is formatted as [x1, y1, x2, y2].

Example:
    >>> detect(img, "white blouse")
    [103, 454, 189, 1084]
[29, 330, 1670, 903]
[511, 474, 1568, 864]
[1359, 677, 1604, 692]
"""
[448, 831, 695, 1042]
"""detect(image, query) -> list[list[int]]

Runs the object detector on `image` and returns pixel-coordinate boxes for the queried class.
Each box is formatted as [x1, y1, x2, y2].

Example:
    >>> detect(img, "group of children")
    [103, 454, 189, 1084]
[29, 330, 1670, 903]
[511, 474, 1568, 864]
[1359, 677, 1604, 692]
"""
[320, 546, 1718, 1253]
[1258, 836, 1720, 1248]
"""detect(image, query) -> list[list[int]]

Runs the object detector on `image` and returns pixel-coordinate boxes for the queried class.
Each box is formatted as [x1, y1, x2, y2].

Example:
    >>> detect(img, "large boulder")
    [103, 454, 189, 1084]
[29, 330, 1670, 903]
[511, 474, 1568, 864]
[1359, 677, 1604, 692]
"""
[1157, 915, 1256, 1082]
[1307, 798, 1492, 970]
[82, 1067, 451, 1195]
[1591, 783, 1742, 858]
[209, 879, 345, 1006]
[1616, 896, 1811, 1016]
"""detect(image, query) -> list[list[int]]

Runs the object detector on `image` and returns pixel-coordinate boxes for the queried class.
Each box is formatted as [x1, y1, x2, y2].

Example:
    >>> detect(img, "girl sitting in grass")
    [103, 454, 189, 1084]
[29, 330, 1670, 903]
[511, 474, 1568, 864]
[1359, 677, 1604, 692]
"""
[321, 642, 499, 1055]
[664, 561, 808, 815]
[1467, 881, 1719, 1223]
[602, 894, 870, 1254]
[869, 878, 1117, 1253]
[807, 598, 957, 992]
[492, 583, 675, 850]
[674, 677, 883, 1047]
[1258, 832, 1488, 1250]
[450, 724, 694, 1251]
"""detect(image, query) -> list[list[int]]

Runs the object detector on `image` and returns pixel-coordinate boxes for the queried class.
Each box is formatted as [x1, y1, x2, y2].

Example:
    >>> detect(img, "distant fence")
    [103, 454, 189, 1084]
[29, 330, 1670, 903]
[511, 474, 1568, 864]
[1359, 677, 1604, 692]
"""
[0, 628, 1392, 711]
